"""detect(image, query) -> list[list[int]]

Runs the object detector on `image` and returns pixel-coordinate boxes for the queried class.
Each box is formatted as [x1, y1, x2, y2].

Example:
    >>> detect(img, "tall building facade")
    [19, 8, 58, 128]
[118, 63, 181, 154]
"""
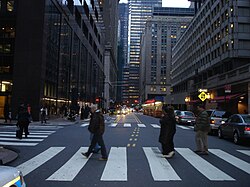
[0, 0, 111, 120]
[140, 7, 194, 103]
[171, 0, 250, 113]
[128, 0, 162, 105]
[118, 3, 129, 104]
[101, 0, 119, 110]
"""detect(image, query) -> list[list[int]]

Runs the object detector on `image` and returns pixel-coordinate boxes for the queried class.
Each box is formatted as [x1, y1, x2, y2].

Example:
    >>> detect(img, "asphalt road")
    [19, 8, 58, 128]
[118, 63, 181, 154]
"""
[1, 113, 250, 187]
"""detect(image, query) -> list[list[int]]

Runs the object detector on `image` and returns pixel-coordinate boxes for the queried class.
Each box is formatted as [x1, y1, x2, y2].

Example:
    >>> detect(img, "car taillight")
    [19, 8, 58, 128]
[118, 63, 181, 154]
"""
[210, 120, 215, 124]
[245, 127, 250, 131]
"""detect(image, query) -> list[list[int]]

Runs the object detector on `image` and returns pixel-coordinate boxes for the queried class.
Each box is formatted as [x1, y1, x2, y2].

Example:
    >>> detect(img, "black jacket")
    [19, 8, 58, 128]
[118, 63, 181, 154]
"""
[88, 110, 105, 135]
[159, 114, 176, 144]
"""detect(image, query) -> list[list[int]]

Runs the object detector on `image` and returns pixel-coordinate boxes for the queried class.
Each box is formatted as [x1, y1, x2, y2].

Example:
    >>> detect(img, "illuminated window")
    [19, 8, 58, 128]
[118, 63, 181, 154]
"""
[7, 0, 14, 11]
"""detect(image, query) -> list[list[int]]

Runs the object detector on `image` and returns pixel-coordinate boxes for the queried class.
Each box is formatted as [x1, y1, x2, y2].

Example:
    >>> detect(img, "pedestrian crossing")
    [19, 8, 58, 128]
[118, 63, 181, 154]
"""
[81, 123, 193, 130]
[0, 129, 56, 146]
[15, 146, 250, 182]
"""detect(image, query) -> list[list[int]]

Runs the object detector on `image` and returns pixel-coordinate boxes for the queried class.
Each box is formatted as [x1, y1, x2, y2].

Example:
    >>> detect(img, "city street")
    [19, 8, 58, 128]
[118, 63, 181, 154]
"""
[1, 113, 250, 187]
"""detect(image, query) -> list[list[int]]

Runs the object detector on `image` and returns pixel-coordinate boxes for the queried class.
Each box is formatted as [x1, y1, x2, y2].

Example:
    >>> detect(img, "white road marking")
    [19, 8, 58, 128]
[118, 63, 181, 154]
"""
[0, 134, 48, 138]
[80, 123, 89, 127]
[209, 149, 250, 174]
[124, 123, 131, 127]
[176, 148, 234, 181]
[237, 150, 250, 156]
[0, 137, 43, 141]
[137, 124, 146, 128]
[177, 125, 191, 130]
[0, 141, 38, 146]
[143, 147, 181, 181]
[0, 132, 53, 135]
[17, 147, 65, 176]
[101, 147, 127, 181]
[47, 147, 89, 181]
[151, 124, 160, 128]
[109, 123, 118, 127]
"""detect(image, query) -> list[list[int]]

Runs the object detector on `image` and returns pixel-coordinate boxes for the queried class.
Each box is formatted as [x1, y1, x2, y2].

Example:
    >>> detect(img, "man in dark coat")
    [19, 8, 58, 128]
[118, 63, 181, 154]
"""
[159, 105, 176, 158]
[82, 105, 108, 160]
[17, 104, 30, 139]
[194, 104, 210, 155]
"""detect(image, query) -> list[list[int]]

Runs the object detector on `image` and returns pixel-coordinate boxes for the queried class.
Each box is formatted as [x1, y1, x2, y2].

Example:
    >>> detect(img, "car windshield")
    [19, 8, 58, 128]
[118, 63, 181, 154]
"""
[212, 111, 226, 117]
[242, 115, 250, 123]
[183, 112, 194, 116]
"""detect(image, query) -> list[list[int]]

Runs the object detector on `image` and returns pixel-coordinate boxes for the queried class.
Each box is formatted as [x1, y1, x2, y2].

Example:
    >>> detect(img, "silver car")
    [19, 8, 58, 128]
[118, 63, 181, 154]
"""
[0, 166, 26, 187]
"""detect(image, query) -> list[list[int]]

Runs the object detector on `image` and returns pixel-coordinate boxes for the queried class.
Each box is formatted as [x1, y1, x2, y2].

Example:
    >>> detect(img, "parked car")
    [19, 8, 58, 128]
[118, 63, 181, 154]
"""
[205, 110, 228, 134]
[218, 114, 250, 144]
[0, 166, 26, 187]
[175, 111, 196, 125]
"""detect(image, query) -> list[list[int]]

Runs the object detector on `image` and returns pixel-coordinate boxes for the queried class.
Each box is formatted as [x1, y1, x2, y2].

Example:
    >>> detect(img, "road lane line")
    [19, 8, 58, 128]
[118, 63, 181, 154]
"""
[0, 141, 38, 146]
[0, 134, 48, 138]
[209, 149, 250, 174]
[101, 147, 127, 181]
[124, 123, 131, 127]
[17, 147, 65, 176]
[137, 124, 146, 128]
[0, 137, 43, 141]
[176, 148, 235, 181]
[176, 125, 191, 130]
[80, 123, 89, 127]
[109, 123, 118, 127]
[46, 147, 89, 181]
[143, 147, 181, 181]
[151, 124, 160, 128]
[237, 150, 250, 156]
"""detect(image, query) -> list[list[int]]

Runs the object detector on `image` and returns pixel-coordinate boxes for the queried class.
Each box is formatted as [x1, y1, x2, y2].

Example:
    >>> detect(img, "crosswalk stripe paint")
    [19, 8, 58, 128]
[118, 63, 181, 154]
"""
[237, 150, 250, 156]
[81, 123, 89, 127]
[209, 149, 250, 174]
[143, 147, 181, 181]
[0, 141, 38, 146]
[176, 148, 234, 181]
[0, 137, 43, 141]
[0, 132, 52, 135]
[101, 147, 127, 181]
[137, 124, 146, 127]
[151, 124, 160, 128]
[46, 147, 89, 181]
[17, 147, 65, 176]
[176, 125, 191, 130]
[109, 123, 118, 127]
[28, 131, 56, 133]
[124, 123, 131, 127]
[0, 134, 48, 138]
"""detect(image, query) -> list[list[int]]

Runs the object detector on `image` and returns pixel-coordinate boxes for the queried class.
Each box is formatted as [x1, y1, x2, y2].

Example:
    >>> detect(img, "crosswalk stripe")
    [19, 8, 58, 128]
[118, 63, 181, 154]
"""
[46, 147, 89, 181]
[209, 149, 250, 174]
[237, 150, 250, 156]
[137, 124, 146, 128]
[0, 132, 52, 135]
[151, 124, 160, 128]
[124, 123, 131, 127]
[176, 148, 234, 181]
[101, 147, 127, 181]
[0, 141, 38, 146]
[143, 147, 181, 181]
[17, 147, 65, 176]
[109, 123, 118, 127]
[0, 134, 48, 138]
[0, 137, 43, 141]
[81, 123, 89, 127]
[177, 125, 191, 130]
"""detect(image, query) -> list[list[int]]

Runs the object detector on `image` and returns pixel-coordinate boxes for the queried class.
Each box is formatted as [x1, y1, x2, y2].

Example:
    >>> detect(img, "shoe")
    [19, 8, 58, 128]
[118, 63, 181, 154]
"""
[99, 157, 108, 161]
[199, 151, 209, 155]
[81, 152, 89, 158]
[194, 150, 202, 154]
[163, 151, 175, 158]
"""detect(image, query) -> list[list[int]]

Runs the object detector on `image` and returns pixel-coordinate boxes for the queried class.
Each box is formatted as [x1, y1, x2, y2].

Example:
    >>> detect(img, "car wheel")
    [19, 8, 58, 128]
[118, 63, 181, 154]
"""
[233, 131, 240, 144]
[218, 128, 223, 139]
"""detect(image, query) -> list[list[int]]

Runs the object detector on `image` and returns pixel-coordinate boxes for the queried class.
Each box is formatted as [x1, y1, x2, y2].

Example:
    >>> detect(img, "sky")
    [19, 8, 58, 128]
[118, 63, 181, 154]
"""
[119, 0, 191, 8]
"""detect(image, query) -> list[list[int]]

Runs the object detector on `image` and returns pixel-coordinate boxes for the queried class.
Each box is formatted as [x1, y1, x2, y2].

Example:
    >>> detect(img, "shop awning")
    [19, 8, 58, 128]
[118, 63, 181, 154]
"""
[210, 93, 245, 102]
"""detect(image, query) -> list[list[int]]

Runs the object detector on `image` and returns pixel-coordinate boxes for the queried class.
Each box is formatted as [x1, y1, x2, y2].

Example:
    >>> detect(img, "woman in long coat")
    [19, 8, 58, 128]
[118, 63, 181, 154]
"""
[159, 105, 176, 158]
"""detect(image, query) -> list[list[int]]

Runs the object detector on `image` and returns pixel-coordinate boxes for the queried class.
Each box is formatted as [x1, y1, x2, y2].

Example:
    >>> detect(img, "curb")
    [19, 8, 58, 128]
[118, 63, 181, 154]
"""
[0, 147, 18, 165]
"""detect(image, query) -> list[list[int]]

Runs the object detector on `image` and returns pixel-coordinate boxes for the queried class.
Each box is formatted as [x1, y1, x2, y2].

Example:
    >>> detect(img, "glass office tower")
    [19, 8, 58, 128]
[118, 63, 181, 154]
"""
[128, 0, 162, 104]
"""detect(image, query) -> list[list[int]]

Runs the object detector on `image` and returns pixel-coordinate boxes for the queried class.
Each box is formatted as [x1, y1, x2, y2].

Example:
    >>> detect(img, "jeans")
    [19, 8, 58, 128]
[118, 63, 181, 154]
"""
[86, 134, 107, 158]
[195, 130, 208, 152]
[90, 133, 101, 152]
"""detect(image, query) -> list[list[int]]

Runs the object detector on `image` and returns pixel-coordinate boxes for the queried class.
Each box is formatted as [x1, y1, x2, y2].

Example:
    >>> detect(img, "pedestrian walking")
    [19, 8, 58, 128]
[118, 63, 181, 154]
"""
[41, 106, 47, 123]
[16, 104, 30, 139]
[159, 105, 176, 158]
[194, 104, 210, 155]
[82, 104, 108, 160]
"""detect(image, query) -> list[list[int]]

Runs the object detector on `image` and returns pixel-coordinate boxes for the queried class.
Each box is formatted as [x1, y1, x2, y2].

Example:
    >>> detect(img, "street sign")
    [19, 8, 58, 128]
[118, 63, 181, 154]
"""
[198, 92, 208, 101]
[198, 88, 208, 92]
[224, 84, 231, 93]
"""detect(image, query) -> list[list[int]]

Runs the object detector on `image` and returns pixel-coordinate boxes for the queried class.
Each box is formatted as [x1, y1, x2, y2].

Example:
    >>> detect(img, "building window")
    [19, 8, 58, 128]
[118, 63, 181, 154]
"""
[0, 0, 2, 11]
[7, 0, 14, 11]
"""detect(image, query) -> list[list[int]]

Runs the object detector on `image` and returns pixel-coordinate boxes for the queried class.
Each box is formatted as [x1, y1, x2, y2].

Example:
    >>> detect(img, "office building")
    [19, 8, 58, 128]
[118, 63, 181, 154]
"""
[171, 0, 250, 113]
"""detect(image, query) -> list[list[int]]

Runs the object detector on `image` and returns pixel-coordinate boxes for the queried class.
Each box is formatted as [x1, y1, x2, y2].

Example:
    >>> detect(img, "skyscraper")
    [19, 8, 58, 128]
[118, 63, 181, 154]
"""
[128, 0, 162, 104]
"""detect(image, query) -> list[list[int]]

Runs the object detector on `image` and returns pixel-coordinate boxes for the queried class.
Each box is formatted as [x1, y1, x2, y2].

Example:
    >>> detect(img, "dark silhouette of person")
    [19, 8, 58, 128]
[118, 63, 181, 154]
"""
[4, 102, 10, 123]
[17, 104, 30, 139]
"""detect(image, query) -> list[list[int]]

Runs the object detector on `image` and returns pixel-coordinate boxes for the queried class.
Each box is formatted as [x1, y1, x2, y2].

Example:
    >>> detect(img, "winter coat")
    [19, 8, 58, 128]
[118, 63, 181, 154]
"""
[195, 110, 210, 132]
[88, 110, 105, 135]
[159, 114, 176, 144]
[17, 110, 30, 127]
